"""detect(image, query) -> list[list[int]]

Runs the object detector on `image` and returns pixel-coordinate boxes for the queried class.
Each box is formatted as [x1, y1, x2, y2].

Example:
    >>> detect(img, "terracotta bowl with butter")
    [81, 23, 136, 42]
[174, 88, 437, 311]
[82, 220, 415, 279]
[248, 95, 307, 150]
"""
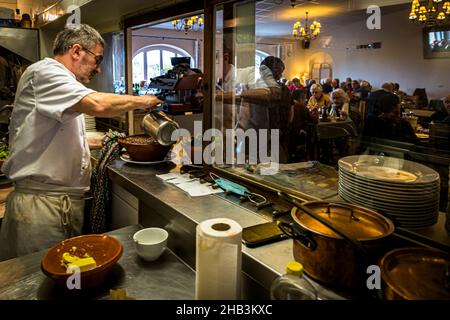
[41, 234, 123, 289]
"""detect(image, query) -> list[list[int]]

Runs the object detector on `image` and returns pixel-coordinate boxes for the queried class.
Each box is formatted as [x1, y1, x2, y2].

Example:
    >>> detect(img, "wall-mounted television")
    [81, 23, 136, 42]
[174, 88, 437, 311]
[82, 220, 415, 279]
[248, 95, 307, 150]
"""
[423, 25, 450, 59]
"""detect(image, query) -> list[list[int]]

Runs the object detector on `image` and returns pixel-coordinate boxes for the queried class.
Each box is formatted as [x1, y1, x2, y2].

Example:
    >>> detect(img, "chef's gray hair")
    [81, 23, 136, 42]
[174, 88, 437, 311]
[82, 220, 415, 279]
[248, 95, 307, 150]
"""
[53, 24, 105, 55]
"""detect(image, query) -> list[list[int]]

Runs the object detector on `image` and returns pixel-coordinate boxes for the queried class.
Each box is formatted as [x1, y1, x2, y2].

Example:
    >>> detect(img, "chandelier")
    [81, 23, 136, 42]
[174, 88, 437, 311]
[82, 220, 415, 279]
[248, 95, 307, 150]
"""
[171, 16, 203, 34]
[409, 0, 450, 27]
[292, 12, 321, 47]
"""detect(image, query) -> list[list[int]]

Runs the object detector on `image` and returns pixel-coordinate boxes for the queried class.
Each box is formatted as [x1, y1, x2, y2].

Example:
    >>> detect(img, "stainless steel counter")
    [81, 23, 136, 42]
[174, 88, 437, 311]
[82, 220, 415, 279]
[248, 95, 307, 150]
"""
[106, 160, 349, 300]
[0, 225, 195, 300]
[3, 154, 448, 300]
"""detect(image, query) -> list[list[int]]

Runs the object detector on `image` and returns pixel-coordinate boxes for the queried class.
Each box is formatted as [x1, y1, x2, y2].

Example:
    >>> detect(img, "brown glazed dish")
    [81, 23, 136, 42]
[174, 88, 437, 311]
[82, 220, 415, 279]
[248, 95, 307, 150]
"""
[41, 234, 123, 289]
[118, 134, 171, 162]
[381, 247, 450, 300]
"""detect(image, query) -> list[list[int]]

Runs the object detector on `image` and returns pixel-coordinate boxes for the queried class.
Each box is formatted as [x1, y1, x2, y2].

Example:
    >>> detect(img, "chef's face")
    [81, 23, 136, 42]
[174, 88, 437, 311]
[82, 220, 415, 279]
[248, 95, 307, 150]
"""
[75, 43, 103, 84]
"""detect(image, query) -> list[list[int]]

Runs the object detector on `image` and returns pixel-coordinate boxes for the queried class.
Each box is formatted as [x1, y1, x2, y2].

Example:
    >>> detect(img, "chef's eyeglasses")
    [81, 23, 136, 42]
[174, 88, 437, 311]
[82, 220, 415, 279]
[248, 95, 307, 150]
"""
[82, 47, 103, 65]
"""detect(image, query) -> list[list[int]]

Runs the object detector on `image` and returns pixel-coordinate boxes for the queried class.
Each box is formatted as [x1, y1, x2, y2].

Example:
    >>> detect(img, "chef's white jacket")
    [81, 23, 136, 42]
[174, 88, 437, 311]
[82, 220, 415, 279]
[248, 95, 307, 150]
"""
[2, 57, 96, 195]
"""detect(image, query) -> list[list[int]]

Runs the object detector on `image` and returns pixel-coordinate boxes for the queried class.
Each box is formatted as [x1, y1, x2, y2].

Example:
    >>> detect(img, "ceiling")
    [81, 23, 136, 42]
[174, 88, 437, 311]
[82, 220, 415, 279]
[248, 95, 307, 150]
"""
[42, 0, 413, 37]
[255, 0, 411, 37]
[144, 0, 412, 38]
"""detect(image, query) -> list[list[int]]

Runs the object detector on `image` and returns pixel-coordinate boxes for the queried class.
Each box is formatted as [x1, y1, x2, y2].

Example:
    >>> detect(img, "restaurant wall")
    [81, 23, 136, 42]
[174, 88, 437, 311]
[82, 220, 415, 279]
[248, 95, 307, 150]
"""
[132, 28, 204, 71]
[279, 41, 307, 81]
[256, 38, 302, 78]
[289, 6, 450, 100]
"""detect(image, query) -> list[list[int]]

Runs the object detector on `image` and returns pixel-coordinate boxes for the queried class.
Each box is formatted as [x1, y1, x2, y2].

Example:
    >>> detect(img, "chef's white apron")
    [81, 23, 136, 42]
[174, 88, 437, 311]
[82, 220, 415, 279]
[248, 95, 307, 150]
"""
[0, 187, 84, 261]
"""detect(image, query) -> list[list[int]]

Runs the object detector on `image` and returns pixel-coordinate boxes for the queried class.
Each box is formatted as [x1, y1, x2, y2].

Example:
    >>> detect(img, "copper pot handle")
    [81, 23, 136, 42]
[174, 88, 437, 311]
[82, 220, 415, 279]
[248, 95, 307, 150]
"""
[278, 191, 372, 265]
[324, 203, 360, 222]
[278, 221, 317, 251]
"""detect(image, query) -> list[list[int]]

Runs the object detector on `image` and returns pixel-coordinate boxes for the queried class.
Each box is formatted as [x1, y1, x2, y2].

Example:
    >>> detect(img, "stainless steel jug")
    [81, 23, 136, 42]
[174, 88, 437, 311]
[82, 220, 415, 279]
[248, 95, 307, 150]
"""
[141, 110, 179, 146]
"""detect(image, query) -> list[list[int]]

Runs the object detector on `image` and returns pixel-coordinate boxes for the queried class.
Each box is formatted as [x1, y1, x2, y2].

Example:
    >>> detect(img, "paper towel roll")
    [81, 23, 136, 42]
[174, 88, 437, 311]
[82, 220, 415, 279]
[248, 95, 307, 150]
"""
[195, 218, 242, 300]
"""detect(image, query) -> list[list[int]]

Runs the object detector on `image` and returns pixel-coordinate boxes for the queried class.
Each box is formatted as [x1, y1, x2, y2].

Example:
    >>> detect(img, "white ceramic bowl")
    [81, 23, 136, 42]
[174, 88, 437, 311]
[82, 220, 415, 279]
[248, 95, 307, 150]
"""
[133, 228, 168, 262]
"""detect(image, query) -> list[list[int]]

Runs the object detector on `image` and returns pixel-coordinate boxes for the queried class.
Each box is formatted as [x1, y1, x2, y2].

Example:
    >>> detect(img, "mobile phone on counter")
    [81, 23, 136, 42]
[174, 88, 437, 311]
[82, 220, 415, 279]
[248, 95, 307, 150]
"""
[242, 221, 288, 248]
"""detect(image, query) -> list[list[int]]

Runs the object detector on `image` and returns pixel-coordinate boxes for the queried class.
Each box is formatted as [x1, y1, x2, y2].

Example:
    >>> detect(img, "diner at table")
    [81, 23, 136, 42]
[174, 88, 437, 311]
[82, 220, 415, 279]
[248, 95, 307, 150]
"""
[362, 94, 419, 144]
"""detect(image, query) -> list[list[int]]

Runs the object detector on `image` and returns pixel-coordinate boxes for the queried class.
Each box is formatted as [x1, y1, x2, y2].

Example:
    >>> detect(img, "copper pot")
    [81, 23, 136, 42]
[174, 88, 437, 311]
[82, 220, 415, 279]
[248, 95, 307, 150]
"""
[279, 201, 395, 290]
[381, 247, 450, 300]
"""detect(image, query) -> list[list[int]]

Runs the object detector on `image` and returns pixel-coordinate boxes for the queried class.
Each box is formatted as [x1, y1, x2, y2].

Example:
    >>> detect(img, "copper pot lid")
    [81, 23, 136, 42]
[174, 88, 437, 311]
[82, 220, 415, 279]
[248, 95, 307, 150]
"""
[381, 247, 450, 300]
[292, 201, 395, 240]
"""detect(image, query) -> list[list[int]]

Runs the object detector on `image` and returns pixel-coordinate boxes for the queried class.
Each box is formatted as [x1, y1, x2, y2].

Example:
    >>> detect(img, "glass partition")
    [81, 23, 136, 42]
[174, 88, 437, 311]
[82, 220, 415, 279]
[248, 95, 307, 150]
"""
[126, 12, 204, 135]
[211, 0, 450, 239]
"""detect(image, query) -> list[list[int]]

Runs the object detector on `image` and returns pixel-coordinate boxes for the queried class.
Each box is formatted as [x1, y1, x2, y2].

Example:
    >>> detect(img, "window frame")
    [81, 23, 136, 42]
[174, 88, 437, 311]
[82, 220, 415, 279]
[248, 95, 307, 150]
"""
[132, 44, 195, 83]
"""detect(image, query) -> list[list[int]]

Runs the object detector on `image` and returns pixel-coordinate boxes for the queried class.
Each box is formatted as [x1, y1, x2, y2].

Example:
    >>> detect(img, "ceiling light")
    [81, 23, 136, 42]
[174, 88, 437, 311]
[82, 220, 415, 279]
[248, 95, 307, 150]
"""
[171, 15, 203, 35]
[409, 0, 450, 27]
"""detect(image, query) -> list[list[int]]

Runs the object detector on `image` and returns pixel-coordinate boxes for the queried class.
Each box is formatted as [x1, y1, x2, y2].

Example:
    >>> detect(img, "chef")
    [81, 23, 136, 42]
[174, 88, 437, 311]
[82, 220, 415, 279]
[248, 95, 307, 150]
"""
[0, 24, 162, 260]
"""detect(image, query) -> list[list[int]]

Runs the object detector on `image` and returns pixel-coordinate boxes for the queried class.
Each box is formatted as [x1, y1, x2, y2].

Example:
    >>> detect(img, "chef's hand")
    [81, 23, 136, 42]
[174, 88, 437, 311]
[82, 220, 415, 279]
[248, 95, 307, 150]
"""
[142, 95, 163, 110]
[87, 136, 104, 150]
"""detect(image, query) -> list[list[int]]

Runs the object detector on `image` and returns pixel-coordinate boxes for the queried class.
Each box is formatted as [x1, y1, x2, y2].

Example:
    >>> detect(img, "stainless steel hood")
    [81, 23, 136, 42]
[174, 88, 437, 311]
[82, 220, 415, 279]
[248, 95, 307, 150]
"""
[0, 27, 39, 62]
[38, 0, 191, 33]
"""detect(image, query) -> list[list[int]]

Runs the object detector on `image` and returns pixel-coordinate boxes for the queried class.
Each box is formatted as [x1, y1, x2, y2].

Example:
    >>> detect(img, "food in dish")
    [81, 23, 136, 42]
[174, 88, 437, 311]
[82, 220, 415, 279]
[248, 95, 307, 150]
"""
[121, 135, 155, 144]
[60, 247, 97, 273]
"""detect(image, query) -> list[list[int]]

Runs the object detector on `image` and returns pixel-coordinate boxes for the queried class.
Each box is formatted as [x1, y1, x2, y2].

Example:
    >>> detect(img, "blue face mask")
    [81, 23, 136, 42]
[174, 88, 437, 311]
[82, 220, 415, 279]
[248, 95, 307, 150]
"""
[214, 178, 250, 197]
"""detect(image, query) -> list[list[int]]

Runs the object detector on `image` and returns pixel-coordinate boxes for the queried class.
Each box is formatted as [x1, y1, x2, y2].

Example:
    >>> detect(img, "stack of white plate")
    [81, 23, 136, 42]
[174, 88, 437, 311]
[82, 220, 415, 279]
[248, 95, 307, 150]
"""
[84, 114, 97, 132]
[338, 155, 440, 229]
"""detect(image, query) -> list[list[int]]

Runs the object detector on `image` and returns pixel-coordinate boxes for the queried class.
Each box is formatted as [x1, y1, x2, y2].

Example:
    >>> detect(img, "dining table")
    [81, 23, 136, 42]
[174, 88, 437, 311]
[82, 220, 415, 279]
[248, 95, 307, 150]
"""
[404, 108, 436, 118]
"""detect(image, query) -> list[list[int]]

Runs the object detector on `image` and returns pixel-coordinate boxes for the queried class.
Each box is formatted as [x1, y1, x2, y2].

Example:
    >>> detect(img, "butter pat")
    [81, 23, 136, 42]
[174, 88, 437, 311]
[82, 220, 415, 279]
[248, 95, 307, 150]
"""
[62, 252, 78, 264]
[66, 257, 97, 273]
[62, 252, 97, 273]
